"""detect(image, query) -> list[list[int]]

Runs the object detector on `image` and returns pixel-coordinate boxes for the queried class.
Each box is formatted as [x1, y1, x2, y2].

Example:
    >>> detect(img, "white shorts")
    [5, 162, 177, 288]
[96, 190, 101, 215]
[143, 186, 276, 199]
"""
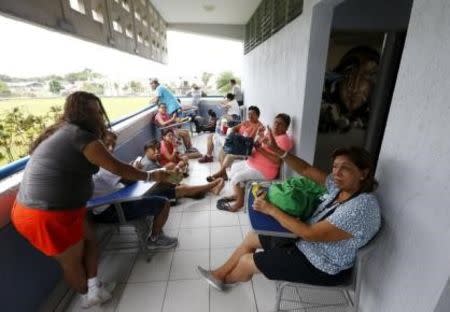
[229, 161, 265, 187]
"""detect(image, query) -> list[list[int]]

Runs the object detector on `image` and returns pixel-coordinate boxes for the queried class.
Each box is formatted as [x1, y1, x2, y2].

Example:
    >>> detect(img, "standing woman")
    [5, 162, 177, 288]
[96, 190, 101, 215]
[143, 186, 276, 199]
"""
[10, 92, 169, 308]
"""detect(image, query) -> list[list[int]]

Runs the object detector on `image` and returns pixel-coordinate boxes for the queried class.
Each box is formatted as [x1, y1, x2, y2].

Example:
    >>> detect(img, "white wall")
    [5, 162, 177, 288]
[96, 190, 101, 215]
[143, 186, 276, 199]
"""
[243, 0, 450, 311]
[243, 0, 332, 163]
[361, 0, 450, 311]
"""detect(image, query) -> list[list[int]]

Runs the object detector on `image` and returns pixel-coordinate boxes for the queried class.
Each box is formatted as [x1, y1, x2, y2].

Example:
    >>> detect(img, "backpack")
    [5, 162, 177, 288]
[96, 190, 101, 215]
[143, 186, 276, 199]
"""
[267, 176, 326, 219]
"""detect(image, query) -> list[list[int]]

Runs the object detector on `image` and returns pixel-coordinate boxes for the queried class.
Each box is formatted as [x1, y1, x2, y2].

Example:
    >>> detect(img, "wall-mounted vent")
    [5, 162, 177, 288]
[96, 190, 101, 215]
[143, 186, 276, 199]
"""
[245, 0, 303, 54]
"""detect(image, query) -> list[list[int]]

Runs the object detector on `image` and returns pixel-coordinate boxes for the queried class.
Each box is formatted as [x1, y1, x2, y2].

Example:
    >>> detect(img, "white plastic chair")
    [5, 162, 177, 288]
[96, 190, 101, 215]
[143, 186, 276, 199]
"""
[274, 223, 383, 312]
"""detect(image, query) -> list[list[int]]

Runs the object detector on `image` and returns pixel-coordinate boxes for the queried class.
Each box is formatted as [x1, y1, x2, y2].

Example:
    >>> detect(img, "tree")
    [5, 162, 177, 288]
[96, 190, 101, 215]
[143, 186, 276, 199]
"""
[201, 72, 213, 88]
[0, 106, 61, 163]
[82, 82, 104, 95]
[129, 81, 143, 94]
[216, 71, 240, 94]
[48, 80, 63, 94]
[0, 81, 12, 96]
[65, 68, 103, 83]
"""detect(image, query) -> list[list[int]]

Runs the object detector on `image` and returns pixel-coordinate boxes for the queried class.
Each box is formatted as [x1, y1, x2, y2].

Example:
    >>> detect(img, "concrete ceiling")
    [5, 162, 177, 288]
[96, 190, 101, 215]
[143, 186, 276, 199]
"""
[150, 0, 262, 25]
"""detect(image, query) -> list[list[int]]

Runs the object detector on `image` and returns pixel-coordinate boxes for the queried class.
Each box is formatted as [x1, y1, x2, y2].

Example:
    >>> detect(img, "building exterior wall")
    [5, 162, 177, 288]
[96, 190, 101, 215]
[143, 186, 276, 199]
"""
[242, 0, 329, 163]
[243, 0, 450, 311]
[361, 0, 450, 311]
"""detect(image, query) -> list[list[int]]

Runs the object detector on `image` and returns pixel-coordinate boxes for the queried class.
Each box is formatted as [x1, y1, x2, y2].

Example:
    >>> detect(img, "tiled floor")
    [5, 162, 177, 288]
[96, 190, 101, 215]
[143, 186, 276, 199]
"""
[64, 134, 350, 312]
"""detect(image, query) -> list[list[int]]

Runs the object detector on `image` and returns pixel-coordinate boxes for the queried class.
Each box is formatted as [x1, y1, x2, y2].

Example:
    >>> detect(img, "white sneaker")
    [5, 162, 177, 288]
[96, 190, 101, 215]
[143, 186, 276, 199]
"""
[81, 282, 116, 309]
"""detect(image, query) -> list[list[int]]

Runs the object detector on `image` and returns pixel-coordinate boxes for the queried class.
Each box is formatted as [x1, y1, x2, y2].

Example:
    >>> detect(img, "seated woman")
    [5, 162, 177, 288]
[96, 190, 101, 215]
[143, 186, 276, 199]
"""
[159, 129, 189, 175]
[215, 113, 293, 212]
[204, 106, 263, 179]
[154, 103, 195, 153]
[197, 141, 381, 291]
[198, 106, 263, 164]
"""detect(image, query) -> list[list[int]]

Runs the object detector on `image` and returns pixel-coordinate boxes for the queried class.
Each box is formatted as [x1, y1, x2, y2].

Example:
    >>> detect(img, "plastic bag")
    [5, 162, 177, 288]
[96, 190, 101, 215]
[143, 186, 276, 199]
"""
[267, 176, 326, 219]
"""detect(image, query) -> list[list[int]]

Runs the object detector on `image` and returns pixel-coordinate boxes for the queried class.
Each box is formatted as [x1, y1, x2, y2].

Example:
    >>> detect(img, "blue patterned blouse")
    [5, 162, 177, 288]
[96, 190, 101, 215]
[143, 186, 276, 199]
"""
[296, 175, 381, 275]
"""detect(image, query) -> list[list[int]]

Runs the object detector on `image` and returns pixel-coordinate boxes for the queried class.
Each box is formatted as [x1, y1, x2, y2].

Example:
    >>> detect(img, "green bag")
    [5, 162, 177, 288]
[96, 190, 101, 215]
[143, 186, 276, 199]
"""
[267, 176, 326, 220]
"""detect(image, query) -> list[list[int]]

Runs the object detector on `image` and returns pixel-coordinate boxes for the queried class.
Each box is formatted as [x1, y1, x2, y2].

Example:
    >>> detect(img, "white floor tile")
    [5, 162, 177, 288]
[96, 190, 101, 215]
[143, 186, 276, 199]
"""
[252, 274, 278, 312]
[177, 227, 210, 250]
[210, 248, 235, 269]
[210, 226, 243, 249]
[98, 253, 136, 284]
[127, 252, 173, 283]
[169, 202, 185, 213]
[116, 282, 167, 312]
[241, 225, 253, 238]
[182, 196, 211, 212]
[165, 212, 182, 229]
[180, 211, 210, 228]
[163, 279, 209, 312]
[238, 211, 251, 225]
[210, 210, 240, 227]
[210, 282, 257, 312]
[169, 249, 209, 280]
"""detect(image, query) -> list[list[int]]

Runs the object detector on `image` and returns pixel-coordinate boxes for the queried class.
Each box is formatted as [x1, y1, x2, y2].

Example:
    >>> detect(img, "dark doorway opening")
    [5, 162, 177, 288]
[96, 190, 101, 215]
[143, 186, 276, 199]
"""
[313, 0, 413, 172]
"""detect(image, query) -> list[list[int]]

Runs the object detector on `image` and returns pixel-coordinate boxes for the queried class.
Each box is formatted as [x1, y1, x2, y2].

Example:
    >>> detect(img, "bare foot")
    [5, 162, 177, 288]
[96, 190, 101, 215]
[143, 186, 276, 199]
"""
[211, 178, 225, 195]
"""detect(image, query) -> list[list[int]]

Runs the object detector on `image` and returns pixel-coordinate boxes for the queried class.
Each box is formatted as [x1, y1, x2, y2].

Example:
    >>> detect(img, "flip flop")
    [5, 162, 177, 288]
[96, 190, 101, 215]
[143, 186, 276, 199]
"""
[218, 196, 236, 203]
[217, 200, 233, 211]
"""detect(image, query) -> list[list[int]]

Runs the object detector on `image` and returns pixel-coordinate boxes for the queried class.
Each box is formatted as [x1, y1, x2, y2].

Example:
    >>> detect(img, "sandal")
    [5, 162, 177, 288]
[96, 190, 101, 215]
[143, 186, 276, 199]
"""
[198, 155, 213, 163]
[217, 200, 234, 211]
[218, 196, 236, 203]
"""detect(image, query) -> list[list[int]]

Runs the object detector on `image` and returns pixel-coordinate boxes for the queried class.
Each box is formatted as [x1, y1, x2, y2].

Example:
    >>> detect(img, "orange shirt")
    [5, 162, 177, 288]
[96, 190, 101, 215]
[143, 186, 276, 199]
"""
[237, 120, 263, 138]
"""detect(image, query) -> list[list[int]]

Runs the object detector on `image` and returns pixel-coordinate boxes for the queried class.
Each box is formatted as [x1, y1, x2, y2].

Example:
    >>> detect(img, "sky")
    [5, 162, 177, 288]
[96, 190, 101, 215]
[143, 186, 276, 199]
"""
[0, 15, 243, 83]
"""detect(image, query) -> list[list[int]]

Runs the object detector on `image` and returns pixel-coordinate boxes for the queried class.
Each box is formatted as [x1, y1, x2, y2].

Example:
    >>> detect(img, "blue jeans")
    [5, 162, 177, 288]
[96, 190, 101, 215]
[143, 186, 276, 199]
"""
[91, 195, 168, 223]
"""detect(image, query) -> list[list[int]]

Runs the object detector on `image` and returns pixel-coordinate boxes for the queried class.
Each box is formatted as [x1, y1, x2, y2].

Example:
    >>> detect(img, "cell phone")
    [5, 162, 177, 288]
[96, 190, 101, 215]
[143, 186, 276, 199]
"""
[256, 189, 266, 197]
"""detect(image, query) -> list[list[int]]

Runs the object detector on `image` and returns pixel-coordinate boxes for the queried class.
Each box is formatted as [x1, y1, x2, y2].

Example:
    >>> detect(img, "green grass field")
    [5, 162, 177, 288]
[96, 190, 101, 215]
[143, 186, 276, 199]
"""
[0, 96, 151, 121]
[0, 97, 151, 166]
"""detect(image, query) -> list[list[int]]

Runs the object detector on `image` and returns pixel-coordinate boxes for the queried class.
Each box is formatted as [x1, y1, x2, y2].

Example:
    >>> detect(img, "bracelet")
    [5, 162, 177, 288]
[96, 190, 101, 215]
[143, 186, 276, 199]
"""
[146, 171, 152, 182]
[280, 151, 288, 159]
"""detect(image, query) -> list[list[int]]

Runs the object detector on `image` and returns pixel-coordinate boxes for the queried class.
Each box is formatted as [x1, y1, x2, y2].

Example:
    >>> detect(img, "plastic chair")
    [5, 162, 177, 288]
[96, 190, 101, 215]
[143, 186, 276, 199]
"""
[274, 223, 383, 312]
[88, 182, 158, 262]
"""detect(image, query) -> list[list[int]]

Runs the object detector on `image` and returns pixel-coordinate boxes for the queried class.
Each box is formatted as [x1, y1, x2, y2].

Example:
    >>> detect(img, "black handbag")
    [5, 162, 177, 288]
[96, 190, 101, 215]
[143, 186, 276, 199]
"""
[223, 133, 254, 156]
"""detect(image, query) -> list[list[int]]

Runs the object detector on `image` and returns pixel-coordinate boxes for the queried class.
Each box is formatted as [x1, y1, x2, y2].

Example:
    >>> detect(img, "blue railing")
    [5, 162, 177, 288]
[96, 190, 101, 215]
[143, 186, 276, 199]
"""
[0, 104, 157, 180]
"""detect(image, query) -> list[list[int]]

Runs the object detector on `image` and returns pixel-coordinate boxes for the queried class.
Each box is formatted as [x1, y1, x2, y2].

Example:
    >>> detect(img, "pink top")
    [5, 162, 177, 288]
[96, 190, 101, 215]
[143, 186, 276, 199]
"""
[238, 120, 263, 138]
[159, 140, 176, 166]
[247, 133, 293, 179]
[155, 112, 172, 126]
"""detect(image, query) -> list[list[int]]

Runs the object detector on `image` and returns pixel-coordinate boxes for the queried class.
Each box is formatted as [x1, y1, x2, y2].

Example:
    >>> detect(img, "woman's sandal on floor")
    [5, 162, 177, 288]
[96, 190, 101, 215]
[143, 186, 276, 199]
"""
[218, 196, 235, 203]
[217, 200, 235, 211]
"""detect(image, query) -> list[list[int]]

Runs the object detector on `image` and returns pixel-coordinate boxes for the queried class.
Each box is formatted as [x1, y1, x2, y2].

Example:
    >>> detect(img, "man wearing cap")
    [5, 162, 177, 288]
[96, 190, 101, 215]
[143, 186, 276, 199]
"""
[150, 78, 182, 116]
